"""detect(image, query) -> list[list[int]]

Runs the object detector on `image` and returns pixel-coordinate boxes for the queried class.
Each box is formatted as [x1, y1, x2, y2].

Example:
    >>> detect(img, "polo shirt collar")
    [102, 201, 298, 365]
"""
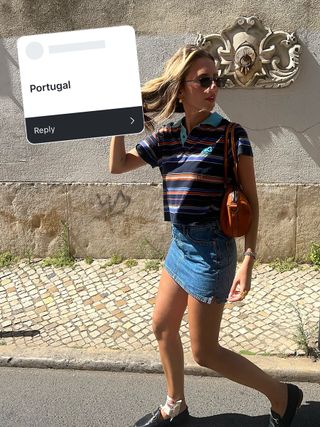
[172, 112, 223, 145]
[200, 112, 223, 127]
[172, 112, 223, 129]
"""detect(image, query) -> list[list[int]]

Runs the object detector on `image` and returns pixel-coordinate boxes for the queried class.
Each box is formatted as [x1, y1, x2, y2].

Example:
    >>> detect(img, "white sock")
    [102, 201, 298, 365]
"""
[160, 395, 183, 420]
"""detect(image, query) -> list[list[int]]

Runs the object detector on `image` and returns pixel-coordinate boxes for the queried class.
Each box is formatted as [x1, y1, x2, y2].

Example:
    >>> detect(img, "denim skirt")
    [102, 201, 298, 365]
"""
[164, 221, 237, 304]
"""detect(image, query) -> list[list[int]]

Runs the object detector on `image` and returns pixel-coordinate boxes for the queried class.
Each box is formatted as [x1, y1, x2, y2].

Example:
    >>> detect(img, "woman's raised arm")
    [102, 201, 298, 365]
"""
[109, 135, 146, 174]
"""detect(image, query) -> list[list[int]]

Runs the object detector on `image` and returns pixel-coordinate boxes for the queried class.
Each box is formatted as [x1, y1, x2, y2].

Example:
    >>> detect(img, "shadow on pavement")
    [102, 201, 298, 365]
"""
[185, 401, 320, 426]
[0, 330, 40, 338]
[187, 414, 268, 426]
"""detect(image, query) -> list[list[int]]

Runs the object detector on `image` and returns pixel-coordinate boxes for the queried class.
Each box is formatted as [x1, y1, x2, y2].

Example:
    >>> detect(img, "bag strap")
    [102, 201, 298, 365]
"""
[223, 122, 239, 188]
[223, 124, 230, 189]
[230, 123, 239, 186]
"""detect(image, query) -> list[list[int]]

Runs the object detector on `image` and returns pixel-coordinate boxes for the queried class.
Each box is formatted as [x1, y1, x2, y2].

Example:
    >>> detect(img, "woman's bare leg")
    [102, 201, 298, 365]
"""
[188, 297, 288, 416]
[152, 269, 188, 417]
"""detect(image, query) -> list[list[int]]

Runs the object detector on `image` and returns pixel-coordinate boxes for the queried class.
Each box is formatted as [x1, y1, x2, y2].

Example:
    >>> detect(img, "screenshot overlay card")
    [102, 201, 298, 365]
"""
[17, 26, 144, 144]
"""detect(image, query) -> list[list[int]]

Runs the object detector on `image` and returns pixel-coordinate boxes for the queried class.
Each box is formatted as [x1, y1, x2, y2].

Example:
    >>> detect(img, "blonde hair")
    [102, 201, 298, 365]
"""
[142, 44, 215, 130]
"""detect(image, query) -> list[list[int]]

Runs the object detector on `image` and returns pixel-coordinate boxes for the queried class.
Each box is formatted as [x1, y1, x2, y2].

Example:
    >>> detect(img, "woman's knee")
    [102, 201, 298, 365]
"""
[152, 316, 180, 341]
[192, 343, 222, 367]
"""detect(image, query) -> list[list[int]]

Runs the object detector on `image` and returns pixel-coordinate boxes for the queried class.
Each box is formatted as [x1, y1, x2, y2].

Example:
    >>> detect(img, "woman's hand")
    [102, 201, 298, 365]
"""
[227, 262, 253, 303]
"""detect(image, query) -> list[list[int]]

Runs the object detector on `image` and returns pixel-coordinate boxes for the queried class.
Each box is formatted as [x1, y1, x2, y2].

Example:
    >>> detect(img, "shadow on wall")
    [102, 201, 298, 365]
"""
[0, 39, 23, 111]
[217, 45, 320, 168]
[1, 36, 320, 172]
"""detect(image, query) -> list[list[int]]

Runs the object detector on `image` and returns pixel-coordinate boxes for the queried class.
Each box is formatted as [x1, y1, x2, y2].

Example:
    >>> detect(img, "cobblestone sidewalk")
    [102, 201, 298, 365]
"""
[0, 260, 319, 357]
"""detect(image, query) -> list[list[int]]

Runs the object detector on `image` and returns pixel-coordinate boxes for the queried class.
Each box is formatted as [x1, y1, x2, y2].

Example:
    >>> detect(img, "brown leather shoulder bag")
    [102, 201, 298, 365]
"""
[219, 122, 253, 237]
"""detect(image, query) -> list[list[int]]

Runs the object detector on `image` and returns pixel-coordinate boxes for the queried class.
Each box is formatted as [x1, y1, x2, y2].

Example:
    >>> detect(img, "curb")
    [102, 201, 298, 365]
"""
[0, 348, 319, 383]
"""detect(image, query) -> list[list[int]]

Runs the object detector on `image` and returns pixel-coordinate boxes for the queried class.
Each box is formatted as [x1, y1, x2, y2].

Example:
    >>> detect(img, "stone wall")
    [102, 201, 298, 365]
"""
[1, 183, 319, 261]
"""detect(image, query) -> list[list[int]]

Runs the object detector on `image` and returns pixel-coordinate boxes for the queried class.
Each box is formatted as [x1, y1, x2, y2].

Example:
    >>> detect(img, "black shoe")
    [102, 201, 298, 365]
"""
[268, 383, 303, 426]
[132, 406, 189, 427]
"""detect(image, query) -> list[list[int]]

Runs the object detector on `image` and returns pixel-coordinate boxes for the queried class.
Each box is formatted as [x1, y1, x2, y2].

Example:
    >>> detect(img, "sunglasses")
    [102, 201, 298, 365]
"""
[184, 76, 224, 88]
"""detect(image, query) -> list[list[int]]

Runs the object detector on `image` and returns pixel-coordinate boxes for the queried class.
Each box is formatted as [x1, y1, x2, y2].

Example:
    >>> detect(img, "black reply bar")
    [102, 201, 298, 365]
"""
[25, 106, 144, 144]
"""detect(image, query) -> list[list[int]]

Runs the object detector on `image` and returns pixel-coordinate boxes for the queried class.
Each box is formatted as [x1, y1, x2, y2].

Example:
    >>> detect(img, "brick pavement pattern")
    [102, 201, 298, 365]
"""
[0, 260, 319, 356]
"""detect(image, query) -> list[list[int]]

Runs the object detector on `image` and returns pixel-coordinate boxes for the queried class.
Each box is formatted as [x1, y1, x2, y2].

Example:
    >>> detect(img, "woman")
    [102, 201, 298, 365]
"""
[109, 45, 303, 427]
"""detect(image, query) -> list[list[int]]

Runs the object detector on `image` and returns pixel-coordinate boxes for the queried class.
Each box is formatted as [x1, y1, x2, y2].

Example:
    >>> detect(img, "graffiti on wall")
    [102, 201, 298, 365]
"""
[94, 190, 131, 218]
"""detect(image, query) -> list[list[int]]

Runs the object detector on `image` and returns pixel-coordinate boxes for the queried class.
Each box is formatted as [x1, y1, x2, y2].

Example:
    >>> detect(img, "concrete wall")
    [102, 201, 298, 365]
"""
[1, 0, 320, 259]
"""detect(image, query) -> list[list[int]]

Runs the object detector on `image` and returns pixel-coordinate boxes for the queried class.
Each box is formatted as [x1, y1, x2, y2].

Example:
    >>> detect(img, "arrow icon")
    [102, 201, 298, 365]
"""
[130, 117, 135, 125]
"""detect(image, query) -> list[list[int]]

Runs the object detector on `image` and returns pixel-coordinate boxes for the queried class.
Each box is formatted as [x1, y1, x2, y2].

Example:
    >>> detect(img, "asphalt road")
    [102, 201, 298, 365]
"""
[0, 367, 319, 426]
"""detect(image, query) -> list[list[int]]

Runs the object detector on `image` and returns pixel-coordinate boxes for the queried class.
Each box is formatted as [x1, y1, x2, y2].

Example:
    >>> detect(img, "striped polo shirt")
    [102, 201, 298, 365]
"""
[136, 112, 253, 225]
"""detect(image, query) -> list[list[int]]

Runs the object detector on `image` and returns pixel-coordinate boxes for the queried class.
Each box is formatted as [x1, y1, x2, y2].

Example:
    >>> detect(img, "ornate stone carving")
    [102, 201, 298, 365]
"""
[196, 16, 301, 88]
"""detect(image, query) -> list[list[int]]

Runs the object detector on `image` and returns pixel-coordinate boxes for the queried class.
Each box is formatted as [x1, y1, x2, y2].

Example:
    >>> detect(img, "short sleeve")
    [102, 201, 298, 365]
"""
[234, 124, 253, 158]
[136, 131, 161, 168]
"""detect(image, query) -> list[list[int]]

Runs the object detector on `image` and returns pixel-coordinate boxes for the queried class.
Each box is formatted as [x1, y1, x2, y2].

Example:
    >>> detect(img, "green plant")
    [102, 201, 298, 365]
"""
[139, 238, 164, 260]
[290, 303, 319, 359]
[23, 248, 34, 264]
[85, 256, 94, 265]
[125, 258, 138, 268]
[42, 221, 75, 267]
[309, 243, 320, 268]
[144, 259, 161, 271]
[101, 254, 124, 268]
[252, 258, 261, 268]
[269, 257, 299, 273]
[0, 251, 17, 268]
[239, 350, 256, 356]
